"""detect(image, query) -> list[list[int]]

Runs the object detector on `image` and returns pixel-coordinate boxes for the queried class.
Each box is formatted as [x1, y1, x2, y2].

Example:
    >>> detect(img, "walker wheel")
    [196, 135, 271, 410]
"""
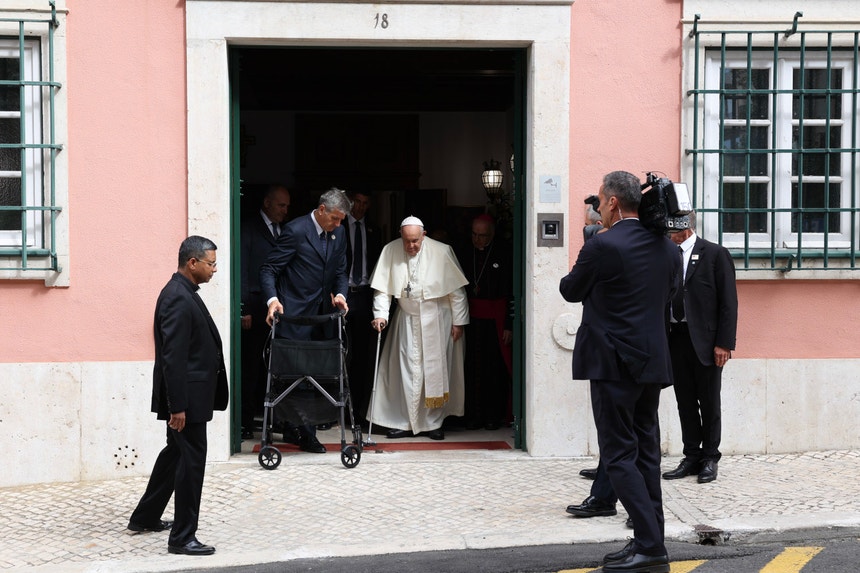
[258, 445, 282, 470]
[341, 445, 361, 468]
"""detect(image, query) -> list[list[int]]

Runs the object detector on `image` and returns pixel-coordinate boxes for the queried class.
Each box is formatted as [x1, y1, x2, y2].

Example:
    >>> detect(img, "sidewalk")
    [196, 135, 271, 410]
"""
[2, 445, 859, 573]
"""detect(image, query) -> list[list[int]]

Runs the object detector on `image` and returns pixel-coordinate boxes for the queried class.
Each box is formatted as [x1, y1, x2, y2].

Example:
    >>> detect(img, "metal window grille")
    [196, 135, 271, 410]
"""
[0, 2, 62, 272]
[687, 13, 860, 272]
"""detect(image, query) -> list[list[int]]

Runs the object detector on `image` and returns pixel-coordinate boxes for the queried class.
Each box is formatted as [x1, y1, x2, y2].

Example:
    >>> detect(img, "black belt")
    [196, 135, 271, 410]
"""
[349, 285, 371, 292]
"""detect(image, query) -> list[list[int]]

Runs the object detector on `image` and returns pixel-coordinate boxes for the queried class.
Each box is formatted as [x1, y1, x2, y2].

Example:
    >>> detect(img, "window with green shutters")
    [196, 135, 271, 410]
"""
[686, 16, 860, 272]
[0, 2, 65, 282]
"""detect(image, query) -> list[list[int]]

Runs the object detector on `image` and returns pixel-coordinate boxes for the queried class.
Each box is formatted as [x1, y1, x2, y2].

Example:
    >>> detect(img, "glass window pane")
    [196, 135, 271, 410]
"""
[0, 118, 22, 171]
[0, 177, 22, 231]
[792, 125, 841, 176]
[722, 68, 769, 120]
[722, 182, 768, 233]
[0, 57, 21, 110]
[723, 126, 768, 176]
[791, 182, 841, 233]
[793, 68, 842, 119]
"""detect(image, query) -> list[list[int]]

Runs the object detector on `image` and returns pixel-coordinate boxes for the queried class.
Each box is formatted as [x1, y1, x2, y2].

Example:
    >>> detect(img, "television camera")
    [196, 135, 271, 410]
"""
[583, 171, 692, 234]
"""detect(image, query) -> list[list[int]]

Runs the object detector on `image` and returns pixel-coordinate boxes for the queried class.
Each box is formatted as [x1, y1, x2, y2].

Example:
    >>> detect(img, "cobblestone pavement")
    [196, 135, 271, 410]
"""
[1, 449, 859, 572]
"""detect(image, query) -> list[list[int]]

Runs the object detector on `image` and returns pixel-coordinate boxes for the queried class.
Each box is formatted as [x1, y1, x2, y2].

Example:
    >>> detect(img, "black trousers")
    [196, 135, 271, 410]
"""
[463, 318, 509, 426]
[346, 287, 376, 422]
[669, 326, 723, 462]
[591, 459, 617, 505]
[591, 379, 665, 557]
[241, 317, 269, 430]
[129, 422, 208, 546]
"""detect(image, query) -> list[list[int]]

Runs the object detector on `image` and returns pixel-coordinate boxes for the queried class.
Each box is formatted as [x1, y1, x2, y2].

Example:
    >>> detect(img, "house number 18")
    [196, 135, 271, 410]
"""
[374, 13, 389, 29]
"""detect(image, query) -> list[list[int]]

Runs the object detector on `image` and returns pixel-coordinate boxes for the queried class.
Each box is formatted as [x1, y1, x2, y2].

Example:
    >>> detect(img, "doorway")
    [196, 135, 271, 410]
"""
[229, 47, 526, 452]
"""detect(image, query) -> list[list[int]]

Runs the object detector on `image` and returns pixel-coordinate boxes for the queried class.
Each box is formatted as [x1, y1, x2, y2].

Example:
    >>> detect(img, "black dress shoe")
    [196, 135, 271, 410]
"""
[565, 495, 617, 517]
[579, 467, 599, 480]
[167, 539, 216, 556]
[241, 428, 254, 440]
[386, 429, 414, 439]
[625, 517, 633, 529]
[484, 422, 500, 431]
[424, 429, 445, 440]
[317, 422, 333, 431]
[282, 425, 302, 446]
[299, 434, 326, 453]
[662, 458, 701, 480]
[128, 519, 173, 533]
[602, 552, 669, 572]
[697, 460, 718, 483]
[603, 539, 635, 563]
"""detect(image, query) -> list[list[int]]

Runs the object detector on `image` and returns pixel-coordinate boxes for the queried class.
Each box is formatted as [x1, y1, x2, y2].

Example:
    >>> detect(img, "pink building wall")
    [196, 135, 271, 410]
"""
[568, 0, 860, 360]
[2, 1, 188, 363]
[2, 0, 858, 366]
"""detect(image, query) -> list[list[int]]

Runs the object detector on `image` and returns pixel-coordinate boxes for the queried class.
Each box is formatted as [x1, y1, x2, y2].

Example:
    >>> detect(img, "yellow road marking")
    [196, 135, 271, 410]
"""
[559, 560, 706, 573]
[761, 547, 824, 572]
[671, 561, 708, 572]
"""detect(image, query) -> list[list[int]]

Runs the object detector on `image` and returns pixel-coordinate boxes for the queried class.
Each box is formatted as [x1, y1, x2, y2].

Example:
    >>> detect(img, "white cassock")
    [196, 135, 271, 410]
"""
[367, 237, 469, 433]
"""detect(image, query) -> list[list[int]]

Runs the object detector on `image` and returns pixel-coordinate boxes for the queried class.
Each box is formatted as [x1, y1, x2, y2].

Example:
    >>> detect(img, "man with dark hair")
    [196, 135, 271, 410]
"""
[260, 187, 351, 453]
[343, 190, 382, 424]
[662, 209, 738, 484]
[560, 171, 681, 573]
[128, 235, 229, 556]
[240, 185, 291, 440]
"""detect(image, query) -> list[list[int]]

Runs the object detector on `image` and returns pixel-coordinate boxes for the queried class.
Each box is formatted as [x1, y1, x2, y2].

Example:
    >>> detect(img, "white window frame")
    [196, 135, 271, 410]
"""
[702, 51, 857, 251]
[0, 38, 44, 249]
[0, 1, 68, 286]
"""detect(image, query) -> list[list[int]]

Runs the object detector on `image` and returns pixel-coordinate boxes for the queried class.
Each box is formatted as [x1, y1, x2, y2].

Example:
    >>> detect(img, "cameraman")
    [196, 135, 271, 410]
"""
[559, 171, 681, 572]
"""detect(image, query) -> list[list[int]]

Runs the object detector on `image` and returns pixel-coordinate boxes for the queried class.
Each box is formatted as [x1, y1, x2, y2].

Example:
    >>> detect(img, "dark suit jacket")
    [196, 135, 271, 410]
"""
[241, 212, 279, 324]
[679, 236, 738, 365]
[559, 219, 681, 385]
[260, 212, 349, 339]
[343, 217, 382, 285]
[151, 273, 229, 423]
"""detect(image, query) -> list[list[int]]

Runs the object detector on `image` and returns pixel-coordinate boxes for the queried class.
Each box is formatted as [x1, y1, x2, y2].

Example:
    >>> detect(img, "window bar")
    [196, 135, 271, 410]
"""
[17, 19, 28, 269]
[690, 21, 701, 218]
[822, 32, 833, 268]
[48, 0, 59, 271]
[719, 33, 730, 260]
[795, 32, 807, 268]
[770, 32, 780, 270]
[852, 33, 859, 267]
[744, 33, 753, 264]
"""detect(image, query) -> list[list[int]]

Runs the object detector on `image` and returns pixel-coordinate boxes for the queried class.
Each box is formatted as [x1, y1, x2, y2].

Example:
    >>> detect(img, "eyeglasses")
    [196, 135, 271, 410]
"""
[196, 258, 217, 268]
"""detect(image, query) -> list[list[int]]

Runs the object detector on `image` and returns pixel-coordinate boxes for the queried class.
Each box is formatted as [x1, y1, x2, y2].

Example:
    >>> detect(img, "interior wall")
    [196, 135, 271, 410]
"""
[240, 110, 510, 209]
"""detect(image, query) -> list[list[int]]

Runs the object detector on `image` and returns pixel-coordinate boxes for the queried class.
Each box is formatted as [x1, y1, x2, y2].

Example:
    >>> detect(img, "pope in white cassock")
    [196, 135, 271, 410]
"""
[368, 216, 470, 441]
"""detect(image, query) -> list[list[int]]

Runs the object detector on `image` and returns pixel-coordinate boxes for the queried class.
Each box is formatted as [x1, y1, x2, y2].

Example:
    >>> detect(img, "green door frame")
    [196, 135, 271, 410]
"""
[225, 45, 527, 453]
[228, 48, 243, 454]
[511, 48, 526, 450]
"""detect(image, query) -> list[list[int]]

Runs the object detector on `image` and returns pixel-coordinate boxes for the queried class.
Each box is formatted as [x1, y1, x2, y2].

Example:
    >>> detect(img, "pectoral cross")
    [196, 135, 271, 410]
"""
[405, 282, 413, 298]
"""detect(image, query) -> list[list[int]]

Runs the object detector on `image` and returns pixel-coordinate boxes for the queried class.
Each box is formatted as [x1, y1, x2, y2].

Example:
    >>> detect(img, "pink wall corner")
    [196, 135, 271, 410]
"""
[569, 0, 683, 257]
[2, 1, 189, 363]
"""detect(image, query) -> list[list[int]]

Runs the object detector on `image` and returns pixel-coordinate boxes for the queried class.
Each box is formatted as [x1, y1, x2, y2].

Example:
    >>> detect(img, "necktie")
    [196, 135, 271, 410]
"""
[271, 222, 279, 238]
[320, 230, 327, 257]
[352, 221, 363, 285]
[672, 246, 685, 321]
